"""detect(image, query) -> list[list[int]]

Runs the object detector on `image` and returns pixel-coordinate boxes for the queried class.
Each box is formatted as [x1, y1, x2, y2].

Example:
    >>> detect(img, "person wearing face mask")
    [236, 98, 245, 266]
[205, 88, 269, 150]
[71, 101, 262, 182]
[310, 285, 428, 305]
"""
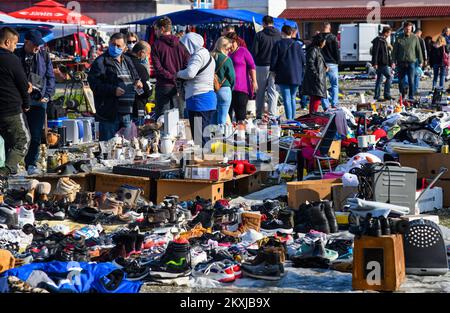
[125, 32, 139, 55]
[88, 32, 143, 141]
[0, 27, 32, 176]
[129, 41, 152, 119]
[15, 29, 55, 175]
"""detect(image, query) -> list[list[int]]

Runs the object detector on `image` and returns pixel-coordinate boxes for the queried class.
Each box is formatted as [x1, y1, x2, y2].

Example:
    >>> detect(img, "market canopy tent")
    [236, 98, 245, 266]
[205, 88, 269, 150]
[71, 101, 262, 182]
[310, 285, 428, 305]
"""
[129, 9, 297, 30]
[9, 0, 96, 25]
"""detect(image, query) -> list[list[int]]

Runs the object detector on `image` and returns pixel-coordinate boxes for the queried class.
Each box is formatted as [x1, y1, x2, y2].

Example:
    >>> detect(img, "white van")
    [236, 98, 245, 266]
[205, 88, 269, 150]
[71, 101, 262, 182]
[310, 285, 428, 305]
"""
[339, 23, 390, 68]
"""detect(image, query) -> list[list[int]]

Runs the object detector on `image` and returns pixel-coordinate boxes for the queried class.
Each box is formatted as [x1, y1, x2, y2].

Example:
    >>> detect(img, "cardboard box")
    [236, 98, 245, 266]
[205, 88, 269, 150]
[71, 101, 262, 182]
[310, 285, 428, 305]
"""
[287, 178, 341, 210]
[224, 171, 269, 196]
[399, 153, 450, 179]
[332, 184, 359, 211]
[157, 179, 224, 203]
[400, 214, 440, 224]
[94, 172, 152, 200]
[184, 165, 234, 182]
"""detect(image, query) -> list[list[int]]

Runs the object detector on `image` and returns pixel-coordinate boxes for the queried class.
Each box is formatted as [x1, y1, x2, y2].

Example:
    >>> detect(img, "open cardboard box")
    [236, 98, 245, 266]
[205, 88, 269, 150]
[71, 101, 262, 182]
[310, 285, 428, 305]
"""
[287, 178, 341, 210]
[184, 163, 234, 182]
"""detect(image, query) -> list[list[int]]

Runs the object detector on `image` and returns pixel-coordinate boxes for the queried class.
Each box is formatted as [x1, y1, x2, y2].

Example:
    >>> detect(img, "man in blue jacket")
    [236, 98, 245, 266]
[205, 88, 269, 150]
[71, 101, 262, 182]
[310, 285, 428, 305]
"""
[15, 30, 55, 175]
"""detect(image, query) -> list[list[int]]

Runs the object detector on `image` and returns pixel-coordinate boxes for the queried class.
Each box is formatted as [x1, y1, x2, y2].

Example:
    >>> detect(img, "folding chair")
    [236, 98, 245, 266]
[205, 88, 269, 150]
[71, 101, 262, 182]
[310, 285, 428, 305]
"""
[312, 114, 339, 178]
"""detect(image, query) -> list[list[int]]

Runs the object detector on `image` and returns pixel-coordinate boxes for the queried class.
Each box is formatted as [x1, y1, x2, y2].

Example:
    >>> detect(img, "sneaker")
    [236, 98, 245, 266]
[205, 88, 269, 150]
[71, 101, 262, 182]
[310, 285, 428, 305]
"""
[18, 206, 35, 227]
[112, 258, 150, 281]
[189, 206, 214, 229]
[192, 261, 236, 283]
[261, 219, 293, 234]
[27, 166, 41, 176]
[240, 229, 264, 246]
[149, 239, 192, 278]
[241, 248, 285, 281]
[190, 246, 208, 267]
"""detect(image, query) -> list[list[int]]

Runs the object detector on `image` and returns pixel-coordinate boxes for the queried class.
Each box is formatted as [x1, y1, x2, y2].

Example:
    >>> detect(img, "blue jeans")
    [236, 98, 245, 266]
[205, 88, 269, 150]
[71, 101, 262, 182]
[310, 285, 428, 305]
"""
[188, 110, 215, 147]
[433, 65, 446, 90]
[279, 84, 298, 120]
[414, 61, 421, 94]
[374, 66, 392, 99]
[398, 62, 416, 99]
[215, 87, 232, 125]
[24, 105, 46, 168]
[322, 63, 339, 109]
[98, 114, 131, 141]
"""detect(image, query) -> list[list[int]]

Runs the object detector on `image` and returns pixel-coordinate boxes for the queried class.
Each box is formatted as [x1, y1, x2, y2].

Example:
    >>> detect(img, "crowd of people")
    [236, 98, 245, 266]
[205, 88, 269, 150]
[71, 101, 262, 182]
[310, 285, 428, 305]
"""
[0, 17, 450, 175]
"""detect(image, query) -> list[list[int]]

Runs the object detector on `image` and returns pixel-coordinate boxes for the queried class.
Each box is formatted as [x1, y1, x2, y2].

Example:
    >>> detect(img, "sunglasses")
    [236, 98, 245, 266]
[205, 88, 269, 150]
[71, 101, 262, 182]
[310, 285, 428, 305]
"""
[127, 40, 137, 44]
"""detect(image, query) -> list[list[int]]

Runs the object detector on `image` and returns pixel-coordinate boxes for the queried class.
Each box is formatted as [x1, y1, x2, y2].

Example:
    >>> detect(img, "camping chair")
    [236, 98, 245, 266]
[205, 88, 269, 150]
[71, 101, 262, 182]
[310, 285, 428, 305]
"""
[312, 114, 339, 178]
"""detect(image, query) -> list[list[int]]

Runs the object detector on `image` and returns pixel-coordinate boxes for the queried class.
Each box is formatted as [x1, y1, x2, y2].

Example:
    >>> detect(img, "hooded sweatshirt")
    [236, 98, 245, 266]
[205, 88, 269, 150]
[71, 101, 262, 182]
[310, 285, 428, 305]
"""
[177, 33, 216, 111]
[151, 34, 190, 87]
[251, 26, 281, 66]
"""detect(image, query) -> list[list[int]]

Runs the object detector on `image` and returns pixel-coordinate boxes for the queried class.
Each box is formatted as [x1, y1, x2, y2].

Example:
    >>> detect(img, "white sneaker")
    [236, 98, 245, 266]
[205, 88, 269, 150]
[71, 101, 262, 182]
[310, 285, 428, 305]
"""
[190, 247, 208, 268]
[192, 261, 236, 283]
[18, 206, 35, 227]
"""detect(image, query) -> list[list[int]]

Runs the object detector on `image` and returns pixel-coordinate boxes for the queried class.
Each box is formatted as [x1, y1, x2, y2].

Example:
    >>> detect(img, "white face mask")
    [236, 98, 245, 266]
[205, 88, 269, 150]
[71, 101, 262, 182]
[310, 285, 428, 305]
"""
[127, 43, 135, 51]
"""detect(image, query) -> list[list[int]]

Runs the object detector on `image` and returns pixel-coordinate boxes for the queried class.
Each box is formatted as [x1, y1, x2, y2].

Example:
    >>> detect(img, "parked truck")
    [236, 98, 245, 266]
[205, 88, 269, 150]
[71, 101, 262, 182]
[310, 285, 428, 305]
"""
[339, 23, 390, 69]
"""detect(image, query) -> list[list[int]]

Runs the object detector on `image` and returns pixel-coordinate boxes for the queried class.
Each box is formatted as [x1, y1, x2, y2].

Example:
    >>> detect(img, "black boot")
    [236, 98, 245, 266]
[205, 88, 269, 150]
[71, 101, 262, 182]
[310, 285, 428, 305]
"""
[308, 201, 330, 234]
[322, 201, 339, 233]
[380, 216, 391, 235]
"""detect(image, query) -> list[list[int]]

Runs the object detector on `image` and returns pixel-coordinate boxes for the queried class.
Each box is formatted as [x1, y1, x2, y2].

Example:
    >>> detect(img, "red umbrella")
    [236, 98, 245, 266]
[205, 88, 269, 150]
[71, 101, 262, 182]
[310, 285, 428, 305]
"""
[9, 0, 96, 25]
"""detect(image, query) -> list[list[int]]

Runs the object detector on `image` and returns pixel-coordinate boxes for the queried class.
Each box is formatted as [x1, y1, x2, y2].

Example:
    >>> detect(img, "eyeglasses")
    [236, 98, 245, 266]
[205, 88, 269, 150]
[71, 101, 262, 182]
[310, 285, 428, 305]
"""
[127, 40, 137, 44]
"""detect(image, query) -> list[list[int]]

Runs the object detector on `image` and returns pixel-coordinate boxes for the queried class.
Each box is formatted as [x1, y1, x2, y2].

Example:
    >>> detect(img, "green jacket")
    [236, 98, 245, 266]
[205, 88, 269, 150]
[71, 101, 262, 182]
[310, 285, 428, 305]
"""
[392, 33, 423, 64]
[214, 52, 235, 89]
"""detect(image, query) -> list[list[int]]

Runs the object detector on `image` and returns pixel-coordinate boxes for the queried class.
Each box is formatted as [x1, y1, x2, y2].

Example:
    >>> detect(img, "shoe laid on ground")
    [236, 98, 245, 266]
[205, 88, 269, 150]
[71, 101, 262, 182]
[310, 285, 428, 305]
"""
[190, 246, 208, 267]
[192, 261, 236, 283]
[322, 201, 338, 233]
[26, 166, 41, 176]
[221, 212, 261, 237]
[148, 239, 192, 279]
[260, 219, 293, 234]
[189, 206, 214, 229]
[291, 236, 338, 269]
[241, 248, 285, 281]
[112, 257, 150, 281]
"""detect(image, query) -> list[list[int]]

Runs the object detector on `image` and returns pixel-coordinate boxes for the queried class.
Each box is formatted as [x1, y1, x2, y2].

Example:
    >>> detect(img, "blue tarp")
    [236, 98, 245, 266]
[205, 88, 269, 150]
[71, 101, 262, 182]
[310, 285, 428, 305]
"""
[129, 9, 298, 30]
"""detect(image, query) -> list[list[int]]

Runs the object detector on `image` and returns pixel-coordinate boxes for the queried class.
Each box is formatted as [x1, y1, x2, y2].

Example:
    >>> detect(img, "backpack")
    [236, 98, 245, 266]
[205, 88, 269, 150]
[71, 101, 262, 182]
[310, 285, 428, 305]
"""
[213, 55, 229, 92]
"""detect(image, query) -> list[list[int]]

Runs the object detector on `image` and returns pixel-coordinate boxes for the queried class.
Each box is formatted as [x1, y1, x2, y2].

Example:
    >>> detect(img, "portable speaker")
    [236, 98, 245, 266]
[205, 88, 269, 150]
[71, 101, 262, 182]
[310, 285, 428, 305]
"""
[403, 219, 448, 276]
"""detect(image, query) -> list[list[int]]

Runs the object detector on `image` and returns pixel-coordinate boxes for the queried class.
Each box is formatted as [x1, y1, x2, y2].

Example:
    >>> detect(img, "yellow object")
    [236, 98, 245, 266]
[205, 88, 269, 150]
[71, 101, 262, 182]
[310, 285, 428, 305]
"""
[145, 102, 156, 114]
[335, 212, 350, 225]
[210, 141, 252, 153]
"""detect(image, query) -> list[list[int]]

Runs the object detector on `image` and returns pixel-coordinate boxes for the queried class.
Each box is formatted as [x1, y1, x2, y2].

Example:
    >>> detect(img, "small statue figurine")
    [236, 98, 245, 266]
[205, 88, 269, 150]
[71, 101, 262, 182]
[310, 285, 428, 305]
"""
[39, 144, 47, 172]
[152, 130, 160, 154]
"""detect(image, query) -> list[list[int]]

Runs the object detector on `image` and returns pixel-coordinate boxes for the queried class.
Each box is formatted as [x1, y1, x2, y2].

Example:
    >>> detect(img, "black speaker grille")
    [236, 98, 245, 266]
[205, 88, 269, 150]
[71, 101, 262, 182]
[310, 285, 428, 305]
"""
[405, 223, 441, 248]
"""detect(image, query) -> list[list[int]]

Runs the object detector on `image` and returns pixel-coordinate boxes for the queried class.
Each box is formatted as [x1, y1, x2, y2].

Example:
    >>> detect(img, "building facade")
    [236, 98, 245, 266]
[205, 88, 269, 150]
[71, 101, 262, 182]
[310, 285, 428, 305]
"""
[281, 0, 450, 40]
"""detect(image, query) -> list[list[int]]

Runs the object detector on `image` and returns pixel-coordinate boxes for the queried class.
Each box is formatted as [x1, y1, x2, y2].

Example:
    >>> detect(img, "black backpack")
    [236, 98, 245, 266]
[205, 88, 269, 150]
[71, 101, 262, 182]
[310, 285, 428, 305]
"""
[46, 96, 66, 120]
